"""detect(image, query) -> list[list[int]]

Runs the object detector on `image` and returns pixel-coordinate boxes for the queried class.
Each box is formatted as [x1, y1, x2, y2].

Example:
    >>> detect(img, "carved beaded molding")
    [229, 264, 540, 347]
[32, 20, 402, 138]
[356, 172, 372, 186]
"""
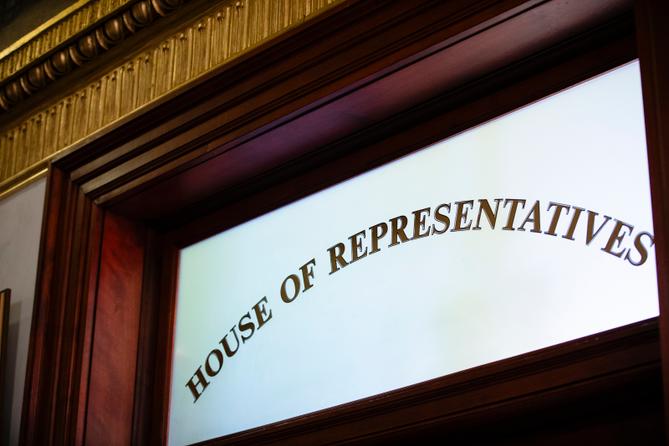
[0, 0, 185, 112]
[0, 0, 344, 199]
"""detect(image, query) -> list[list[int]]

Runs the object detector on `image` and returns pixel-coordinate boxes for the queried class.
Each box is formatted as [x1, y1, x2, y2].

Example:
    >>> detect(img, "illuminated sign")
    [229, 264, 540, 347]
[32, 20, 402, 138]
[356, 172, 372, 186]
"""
[168, 61, 658, 445]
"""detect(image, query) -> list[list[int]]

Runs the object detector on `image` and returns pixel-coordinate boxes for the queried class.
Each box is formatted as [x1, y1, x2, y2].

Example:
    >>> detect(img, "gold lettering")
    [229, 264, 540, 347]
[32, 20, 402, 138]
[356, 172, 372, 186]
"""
[185, 367, 209, 403]
[369, 222, 388, 255]
[562, 206, 584, 241]
[238, 312, 255, 343]
[411, 207, 432, 239]
[300, 258, 317, 291]
[585, 211, 612, 245]
[432, 203, 451, 234]
[473, 199, 502, 230]
[626, 231, 654, 266]
[451, 200, 474, 232]
[502, 199, 526, 231]
[518, 200, 542, 233]
[327, 242, 349, 274]
[220, 327, 240, 357]
[349, 231, 368, 263]
[602, 220, 634, 258]
[389, 215, 409, 246]
[253, 296, 272, 328]
[204, 349, 224, 377]
[544, 202, 570, 236]
[280, 274, 300, 303]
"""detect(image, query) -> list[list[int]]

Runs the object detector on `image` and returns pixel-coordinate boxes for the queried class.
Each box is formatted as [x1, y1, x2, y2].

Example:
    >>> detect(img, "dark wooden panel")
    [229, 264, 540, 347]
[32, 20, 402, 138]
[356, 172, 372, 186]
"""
[131, 233, 179, 445]
[20, 168, 104, 446]
[635, 0, 669, 428]
[85, 212, 146, 445]
[365, 370, 663, 445]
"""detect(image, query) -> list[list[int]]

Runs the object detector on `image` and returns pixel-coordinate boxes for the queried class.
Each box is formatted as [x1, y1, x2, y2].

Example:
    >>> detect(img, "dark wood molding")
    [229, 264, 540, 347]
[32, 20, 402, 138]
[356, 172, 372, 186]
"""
[20, 166, 104, 445]
[84, 213, 147, 444]
[131, 232, 179, 445]
[635, 0, 669, 429]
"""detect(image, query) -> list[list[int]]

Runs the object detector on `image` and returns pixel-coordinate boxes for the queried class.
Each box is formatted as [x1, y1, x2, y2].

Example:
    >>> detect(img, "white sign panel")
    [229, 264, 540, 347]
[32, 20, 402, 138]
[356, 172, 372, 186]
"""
[168, 61, 658, 445]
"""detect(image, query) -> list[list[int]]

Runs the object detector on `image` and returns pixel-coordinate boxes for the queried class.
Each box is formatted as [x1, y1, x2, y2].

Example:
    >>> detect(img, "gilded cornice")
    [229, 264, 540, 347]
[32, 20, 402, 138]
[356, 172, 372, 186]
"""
[0, 1, 131, 74]
[0, 0, 182, 112]
[0, 0, 345, 200]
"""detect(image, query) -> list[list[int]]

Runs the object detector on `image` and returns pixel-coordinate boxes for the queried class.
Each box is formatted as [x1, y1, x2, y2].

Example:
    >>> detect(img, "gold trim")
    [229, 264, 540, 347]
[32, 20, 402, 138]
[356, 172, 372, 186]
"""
[0, 0, 187, 112]
[0, 0, 344, 197]
[0, 164, 47, 202]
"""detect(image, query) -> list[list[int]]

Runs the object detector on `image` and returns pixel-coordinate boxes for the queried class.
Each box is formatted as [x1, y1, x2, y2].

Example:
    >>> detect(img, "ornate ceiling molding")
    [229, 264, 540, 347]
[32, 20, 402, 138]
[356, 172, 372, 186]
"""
[0, 1, 130, 73]
[0, 0, 345, 200]
[0, 0, 184, 112]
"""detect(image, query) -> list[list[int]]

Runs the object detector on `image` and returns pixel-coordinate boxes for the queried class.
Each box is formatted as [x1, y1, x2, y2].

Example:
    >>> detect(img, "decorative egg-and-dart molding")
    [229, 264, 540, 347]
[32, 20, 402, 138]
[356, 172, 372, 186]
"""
[0, 0, 345, 200]
[0, 0, 185, 112]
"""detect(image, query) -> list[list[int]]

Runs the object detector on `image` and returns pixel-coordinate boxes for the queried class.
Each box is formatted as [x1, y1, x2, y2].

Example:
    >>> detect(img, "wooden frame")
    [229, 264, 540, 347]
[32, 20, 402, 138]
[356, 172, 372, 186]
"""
[18, 0, 669, 444]
[0, 288, 8, 436]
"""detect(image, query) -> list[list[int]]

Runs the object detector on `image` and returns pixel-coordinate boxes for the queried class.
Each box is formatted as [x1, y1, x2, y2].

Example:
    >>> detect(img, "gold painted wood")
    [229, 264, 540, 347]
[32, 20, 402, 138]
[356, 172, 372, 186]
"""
[0, 0, 187, 112]
[0, 0, 345, 198]
[0, 0, 134, 83]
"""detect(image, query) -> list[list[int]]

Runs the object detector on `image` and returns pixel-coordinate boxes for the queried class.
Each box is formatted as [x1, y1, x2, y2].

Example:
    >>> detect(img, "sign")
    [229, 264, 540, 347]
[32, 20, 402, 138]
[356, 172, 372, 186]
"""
[168, 61, 658, 445]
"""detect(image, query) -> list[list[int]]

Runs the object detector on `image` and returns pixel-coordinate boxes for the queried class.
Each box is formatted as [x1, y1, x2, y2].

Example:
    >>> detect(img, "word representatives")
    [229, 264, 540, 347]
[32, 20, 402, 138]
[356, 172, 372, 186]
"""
[185, 197, 654, 402]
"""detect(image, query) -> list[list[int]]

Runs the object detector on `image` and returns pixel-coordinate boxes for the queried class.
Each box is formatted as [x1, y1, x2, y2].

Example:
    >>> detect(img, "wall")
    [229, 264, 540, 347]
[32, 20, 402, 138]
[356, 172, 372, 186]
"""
[0, 178, 45, 445]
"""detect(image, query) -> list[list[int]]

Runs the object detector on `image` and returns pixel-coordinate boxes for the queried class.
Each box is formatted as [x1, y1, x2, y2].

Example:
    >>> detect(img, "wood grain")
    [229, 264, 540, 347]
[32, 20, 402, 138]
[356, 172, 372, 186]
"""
[20, 167, 104, 445]
[85, 213, 145, 445]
